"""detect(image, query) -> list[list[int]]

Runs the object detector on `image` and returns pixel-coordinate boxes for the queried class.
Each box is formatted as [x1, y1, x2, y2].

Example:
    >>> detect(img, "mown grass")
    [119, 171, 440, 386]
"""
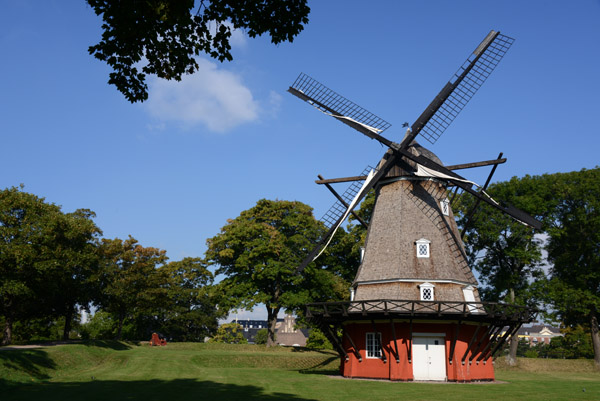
[1, 342, 599, 401]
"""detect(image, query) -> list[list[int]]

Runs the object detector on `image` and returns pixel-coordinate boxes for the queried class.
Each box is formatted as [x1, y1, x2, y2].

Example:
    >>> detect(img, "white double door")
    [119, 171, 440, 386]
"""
[412, 336, 446, 381]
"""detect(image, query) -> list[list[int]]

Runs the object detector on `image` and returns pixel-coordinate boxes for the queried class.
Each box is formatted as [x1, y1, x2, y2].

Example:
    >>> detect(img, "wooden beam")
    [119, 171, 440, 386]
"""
[316, 175, 368, 185]
[371, 320, 387, 363]
[445, 157, 506, 171]
[408, 319, 413, 363]
[343, 330, 363, 362]
[318, 175, 368, 229]
[390, 319, 400, 363]
[315, 158, 506, 185]
[448, 321, 461, 365]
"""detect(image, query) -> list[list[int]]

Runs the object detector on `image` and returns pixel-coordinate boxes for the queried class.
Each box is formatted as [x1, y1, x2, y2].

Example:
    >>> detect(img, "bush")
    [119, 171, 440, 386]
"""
[305, 329, 332, 350]
[254, 328, 268, 345]
[80, 311, 117, 340]
[209, 323, 247, 344]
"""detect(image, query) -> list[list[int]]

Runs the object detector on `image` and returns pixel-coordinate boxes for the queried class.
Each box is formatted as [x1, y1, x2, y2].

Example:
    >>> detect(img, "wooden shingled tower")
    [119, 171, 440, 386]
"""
[288, 31, 539, 381]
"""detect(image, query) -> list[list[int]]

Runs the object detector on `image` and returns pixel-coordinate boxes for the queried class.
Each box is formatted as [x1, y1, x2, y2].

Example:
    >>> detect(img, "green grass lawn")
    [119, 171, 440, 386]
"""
[1, 342, 598, 401]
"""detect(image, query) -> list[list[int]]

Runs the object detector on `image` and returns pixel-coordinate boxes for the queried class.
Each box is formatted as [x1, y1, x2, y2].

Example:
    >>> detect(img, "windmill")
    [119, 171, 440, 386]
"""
[288, 31, 539, 382]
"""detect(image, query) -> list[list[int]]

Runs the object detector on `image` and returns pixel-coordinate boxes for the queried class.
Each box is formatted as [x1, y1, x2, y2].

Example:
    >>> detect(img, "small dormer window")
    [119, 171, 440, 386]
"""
[419, 282, 435, 301]
[415, 238, 431, 258]
[440, 198, 450, 216]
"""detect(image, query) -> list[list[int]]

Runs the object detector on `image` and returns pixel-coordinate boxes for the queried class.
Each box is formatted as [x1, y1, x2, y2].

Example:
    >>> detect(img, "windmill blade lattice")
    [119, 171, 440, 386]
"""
[417, 32, 515, 145]
[289, 73, 392, 139]
[320, 166, 374, 229]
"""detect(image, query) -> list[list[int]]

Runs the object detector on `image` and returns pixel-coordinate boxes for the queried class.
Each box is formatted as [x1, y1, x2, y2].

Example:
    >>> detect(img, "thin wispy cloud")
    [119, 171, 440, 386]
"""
[145, 58, 260, 133]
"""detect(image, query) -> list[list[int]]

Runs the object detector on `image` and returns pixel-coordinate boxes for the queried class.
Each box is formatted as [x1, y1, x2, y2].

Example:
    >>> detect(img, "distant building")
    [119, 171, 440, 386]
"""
[276, 314, 309, 347]
[231, 314, 309, 346]
[517, 324, 562, 346]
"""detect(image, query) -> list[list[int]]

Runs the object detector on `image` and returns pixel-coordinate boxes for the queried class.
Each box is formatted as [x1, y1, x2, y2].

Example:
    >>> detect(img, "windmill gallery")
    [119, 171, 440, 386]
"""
[288, 31, 541, 381]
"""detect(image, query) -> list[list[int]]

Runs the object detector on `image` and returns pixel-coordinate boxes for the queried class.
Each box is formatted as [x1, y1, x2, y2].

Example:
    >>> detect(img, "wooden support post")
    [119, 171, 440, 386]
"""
[448, 321, 461, 365]
[469, 324, 498, 364]
[371, 320, 386, 363]
[324, 323, 349, 361]
[390, 319, 400, 363]
[343, 330, 362, 362]
[473, 325, 503, 364]
[483, 323, 521, 363]
[408, 319, 413, 363]
[461, 322, 482, 365]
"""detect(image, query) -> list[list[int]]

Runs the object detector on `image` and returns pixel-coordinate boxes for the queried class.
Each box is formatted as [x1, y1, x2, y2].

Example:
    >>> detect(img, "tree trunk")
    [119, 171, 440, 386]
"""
[266, 305, 281, 347]
[2, 318, 13, 346]
[505, 288, 518, 366]
[62, 304, 74, 341]
[116, 313, 125, 340]
[590, 311, 600, 368]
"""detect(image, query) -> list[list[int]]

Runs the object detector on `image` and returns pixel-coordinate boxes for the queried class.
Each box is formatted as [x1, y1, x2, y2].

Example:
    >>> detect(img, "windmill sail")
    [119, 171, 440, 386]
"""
[406, 31, 515, 146]
[320, 166, 374, 229]
[288, 73, 392, 143]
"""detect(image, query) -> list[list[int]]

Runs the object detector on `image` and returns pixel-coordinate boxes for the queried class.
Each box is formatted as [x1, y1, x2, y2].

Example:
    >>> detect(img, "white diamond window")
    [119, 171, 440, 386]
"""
[441, 198, 450, 216]
[419, 282, 435, 301]
[366, 332, 382, 358]
[415, 238, 431, 258]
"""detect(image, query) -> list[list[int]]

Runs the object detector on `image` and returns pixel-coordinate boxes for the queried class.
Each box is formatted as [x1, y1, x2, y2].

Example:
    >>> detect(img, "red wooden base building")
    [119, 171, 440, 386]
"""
[306, 145, 536, 382]
[308, 300, 534, 381]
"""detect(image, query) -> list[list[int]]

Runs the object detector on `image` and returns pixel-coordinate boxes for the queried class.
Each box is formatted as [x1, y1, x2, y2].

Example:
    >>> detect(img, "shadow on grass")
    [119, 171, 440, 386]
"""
[298, 354, 340, 376]
[0, 349, 56, 380]
[1, 378, 320, 401]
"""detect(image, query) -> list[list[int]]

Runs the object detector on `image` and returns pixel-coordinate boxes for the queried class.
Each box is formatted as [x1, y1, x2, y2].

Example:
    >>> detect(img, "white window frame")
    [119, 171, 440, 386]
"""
[440, 198, 450, 216]
[419, 282, 435, 301]
[366, 332, 382, 358]
[462, 285, 479, 313]
[415, 238, 431, 258]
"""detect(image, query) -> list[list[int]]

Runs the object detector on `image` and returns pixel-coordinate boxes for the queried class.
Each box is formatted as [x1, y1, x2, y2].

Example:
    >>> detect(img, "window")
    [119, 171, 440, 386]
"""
[462, 285, 479, 313]
[419, 282, 435, 301]
[415, 238, 431, 258]
[440, 198, 450, 216]
[366, 332, 382, 358]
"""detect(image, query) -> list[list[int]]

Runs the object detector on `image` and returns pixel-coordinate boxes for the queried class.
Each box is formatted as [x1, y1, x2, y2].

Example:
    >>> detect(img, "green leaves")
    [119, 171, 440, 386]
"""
[0, 186, 101, 343]
[205, 199, 357, 345]
[87, 0, 310, 102]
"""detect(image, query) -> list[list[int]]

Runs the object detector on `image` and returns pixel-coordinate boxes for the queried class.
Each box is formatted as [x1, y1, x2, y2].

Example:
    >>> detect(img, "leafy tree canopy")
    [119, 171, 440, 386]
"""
[0, 186, 101, 344]
[160, 257, 224, 341]
[87, 0, 310, 102]
[456, 177, 544, 304]
[205, 199, 355, 346]
[97, 236, 168, 340]
[536, 168, 600, 365]
[209, 322, 247, 344]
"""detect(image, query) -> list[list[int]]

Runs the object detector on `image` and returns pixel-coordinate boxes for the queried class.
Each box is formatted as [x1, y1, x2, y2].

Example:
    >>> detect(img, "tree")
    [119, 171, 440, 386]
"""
[1, 186, 59, 344]
[160, 257, 223, 341]
[254, 328, 268, 345]
[87, 0, 310, 102]
[205, 199, 351, 347]
[43, 209, 102, 340]
[97, 236, 168, 340]
[305, 328, 333, 350]
[455, 177, 545, 365]
[539, 168, 600, 366]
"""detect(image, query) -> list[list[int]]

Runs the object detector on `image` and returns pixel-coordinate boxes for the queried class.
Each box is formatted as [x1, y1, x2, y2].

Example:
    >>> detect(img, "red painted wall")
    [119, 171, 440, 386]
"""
[341, 321, 495, 381]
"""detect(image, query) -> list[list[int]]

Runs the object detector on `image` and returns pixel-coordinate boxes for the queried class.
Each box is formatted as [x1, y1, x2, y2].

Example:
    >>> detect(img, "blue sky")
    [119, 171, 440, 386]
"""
[2, 1, 599, 320]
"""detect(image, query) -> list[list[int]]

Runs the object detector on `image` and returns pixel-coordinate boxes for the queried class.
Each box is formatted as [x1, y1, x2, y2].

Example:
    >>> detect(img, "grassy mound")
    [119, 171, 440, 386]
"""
[0, 341, 339, 384]
[495, 356, 599, 373]
[1, 342, 599, 401]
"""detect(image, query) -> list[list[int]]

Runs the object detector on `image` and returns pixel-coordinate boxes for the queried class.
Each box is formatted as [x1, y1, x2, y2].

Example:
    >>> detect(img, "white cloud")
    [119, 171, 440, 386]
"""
[145, 58, 260, 133]
[228, 25, 247, 49]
